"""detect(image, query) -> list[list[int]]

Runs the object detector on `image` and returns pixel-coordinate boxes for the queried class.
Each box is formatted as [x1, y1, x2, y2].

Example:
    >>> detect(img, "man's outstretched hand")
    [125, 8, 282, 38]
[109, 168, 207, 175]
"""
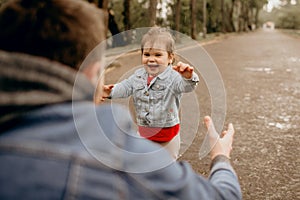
[204, 116, 235, 160]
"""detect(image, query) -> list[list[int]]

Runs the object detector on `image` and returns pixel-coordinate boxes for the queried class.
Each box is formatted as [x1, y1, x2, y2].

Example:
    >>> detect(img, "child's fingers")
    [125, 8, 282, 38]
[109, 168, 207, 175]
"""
[179, 64, 189, 72]
[104, 84, 114, 91]
[187, 66, 194, 72]
[179, 64, 193, 73]
[172, 65, 179, 71]
[177, 61, 183, 66]
[173, 63, 194, 79]
[108, 84, 114, 89]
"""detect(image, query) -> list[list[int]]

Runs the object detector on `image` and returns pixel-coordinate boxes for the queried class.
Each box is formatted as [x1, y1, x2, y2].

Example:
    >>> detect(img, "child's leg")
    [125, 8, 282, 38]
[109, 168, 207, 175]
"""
[137, 131, 181, 159]
[160, 133, 181, 159]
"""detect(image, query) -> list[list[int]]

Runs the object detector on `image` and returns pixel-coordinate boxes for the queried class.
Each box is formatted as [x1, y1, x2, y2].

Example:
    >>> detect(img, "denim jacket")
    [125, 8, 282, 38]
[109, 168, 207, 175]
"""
[0, 103, 242, 200]
[111, 65, 199, 127]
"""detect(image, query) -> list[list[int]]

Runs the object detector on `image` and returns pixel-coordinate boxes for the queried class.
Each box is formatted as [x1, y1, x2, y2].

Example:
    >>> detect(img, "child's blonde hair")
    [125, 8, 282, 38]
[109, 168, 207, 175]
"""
[141, 27, 175, 55]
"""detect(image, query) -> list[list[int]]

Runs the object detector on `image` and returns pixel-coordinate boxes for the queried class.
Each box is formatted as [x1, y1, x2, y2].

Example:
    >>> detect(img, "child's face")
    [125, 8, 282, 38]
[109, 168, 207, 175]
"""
[142, 43, 173, 76]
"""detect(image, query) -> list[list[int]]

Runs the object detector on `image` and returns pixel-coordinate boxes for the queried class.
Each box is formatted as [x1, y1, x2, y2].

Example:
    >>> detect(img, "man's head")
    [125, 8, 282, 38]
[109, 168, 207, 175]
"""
[0, 0, 107, 70]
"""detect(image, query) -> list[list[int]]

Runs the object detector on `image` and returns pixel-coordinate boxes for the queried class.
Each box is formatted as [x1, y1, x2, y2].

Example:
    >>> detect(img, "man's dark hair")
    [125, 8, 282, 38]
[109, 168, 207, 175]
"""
[0, 0, 107, 69]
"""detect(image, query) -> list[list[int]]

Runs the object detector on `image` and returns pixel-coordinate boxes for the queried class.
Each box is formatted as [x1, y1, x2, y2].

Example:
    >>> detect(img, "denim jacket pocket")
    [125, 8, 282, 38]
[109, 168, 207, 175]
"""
[151, 83, 166, 103]
[133, 83, 147, 110]
[134, 83, 144, 91]
[133, 83, 145, 96]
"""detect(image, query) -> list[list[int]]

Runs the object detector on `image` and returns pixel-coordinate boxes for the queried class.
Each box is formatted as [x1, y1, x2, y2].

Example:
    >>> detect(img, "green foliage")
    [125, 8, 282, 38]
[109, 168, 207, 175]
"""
[130, 0, 151, 28]
[0, 0, 9, 7]
[102, 0, 270, 37]
[260, 2, 300, 29]
[110, 0, 152, 29]
[207, 0, 222, 33]
[168, 0, 189, 35]
[167, 0, 204, 36]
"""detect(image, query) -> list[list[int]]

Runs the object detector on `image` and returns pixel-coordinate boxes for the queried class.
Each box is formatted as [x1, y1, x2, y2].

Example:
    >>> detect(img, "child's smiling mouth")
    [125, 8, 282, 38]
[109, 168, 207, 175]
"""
[147, 64, 160, 68]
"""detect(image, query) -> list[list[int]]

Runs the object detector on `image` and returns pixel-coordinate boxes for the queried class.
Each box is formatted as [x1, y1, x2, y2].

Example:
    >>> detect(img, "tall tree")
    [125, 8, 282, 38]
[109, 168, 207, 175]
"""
[123, 0, 131, 30]
[221, 0, 226, 32]
[108, 9, 125, 47]
[251, 0, 268, 29]
[175, 0, 181, 33]
[87, 0, 109, 38]
[149, 0, 158, 26]
[229, 0, 237, 32]
[238, 0, 245, 32]
[123, 0, 131, 44]
[203, 0, 207, 38]
[190, 0, 197, 39]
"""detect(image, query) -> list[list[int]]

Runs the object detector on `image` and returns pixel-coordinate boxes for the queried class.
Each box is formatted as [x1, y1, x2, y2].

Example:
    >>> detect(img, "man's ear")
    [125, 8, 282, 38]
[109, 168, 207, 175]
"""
[82, 61, 102, 86]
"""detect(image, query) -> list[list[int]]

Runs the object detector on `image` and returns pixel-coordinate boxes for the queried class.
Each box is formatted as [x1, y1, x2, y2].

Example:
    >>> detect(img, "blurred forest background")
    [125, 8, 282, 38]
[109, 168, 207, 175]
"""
[1, 0, 299, 44]
[84, 0, 299, 41]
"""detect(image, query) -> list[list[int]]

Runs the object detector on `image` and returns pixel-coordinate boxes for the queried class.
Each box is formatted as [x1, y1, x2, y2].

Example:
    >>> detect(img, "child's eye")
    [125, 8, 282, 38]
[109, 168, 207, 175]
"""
[155, 54, 162, 57]
[143, 53, 150, 56]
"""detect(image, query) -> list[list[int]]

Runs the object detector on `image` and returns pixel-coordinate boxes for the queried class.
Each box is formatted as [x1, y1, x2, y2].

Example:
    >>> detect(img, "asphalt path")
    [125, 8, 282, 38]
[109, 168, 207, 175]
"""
[193, 29, 299, 200]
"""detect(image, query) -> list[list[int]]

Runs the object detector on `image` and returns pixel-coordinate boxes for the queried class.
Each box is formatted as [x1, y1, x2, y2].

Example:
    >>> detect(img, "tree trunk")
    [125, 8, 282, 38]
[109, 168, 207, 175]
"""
[221, 0, 225, 33]
[89, 0, 109, 39]
[123, 0, 131, 30]
[123, 0, 131, 44]
[174, 0, 182, 42]
[254, 6, 259, 29]
[244, 1, 250, 31]
[175, 0, 181, 33]
[149, 0, 158, 26]
[108, 10, 125, 47]
[203, 0, 207, 38]
[238, 0, 244, 32]
[229, 0, 236, 32]
[190, 0, 197, 39]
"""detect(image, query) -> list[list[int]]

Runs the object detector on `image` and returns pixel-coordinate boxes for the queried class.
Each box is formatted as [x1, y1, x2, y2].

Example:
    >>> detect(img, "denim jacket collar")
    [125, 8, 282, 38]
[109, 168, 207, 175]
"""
[157, 65, 172, 80]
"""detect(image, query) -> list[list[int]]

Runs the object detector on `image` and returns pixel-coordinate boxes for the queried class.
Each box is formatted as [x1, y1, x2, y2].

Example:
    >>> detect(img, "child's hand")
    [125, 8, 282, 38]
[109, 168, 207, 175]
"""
[100, 84, 114, 102]
[172, 61, 194, 79]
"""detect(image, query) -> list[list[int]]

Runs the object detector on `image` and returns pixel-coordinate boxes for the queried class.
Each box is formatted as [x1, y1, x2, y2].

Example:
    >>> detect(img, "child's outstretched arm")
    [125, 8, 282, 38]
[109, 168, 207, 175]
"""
[172, 61, 194, 79]
[172, 61, 199, 93]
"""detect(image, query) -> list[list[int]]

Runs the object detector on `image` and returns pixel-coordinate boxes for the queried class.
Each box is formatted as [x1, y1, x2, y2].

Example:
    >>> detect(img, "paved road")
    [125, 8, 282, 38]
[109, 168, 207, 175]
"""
[104, 29, 300, 200]
[201, 29, 300, 199]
